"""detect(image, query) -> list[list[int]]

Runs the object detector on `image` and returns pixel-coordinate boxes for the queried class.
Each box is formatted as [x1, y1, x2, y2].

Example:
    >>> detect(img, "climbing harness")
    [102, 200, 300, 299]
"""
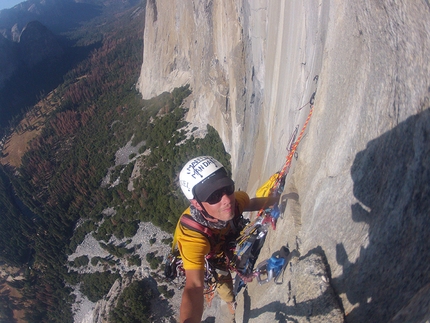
[163, 207, 248, 304]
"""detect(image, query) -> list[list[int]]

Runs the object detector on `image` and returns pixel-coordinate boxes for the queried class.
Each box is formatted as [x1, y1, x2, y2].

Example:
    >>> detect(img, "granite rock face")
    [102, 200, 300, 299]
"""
[137, 1, 430, 322]
[137, 0, 247, 157]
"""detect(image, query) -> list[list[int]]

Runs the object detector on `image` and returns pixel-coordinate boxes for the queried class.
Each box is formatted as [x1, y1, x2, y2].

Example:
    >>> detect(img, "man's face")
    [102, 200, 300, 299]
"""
[193, 190, 236, 222]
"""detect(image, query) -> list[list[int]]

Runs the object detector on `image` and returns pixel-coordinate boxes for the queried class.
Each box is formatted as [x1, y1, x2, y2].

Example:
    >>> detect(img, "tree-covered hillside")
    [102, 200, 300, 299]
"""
[0, 1, 231, 322]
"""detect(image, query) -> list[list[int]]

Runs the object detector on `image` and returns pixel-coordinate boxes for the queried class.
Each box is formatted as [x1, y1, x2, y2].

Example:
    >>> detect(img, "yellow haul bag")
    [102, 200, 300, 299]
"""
[255, 173, 279, 197]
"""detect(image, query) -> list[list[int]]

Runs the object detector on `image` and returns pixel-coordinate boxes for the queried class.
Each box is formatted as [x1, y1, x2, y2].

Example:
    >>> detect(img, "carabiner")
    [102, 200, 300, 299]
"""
[255, 259, 273, 285]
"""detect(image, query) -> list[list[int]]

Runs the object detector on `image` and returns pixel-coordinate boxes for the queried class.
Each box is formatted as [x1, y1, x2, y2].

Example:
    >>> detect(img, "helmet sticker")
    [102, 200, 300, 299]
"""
[179, 156, 225, 199]
[185, 157, 219, 180]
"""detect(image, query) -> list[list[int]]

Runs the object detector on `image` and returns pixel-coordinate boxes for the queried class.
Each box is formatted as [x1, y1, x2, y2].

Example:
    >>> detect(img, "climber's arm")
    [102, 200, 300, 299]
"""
[244, 195, 280, 212]
[180, 269, 205, 323]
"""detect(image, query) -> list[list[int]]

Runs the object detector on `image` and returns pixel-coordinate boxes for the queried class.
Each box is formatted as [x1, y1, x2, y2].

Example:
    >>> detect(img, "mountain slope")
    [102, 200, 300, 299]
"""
[0, 19, 67, 129]
[0, 0, 142, 129]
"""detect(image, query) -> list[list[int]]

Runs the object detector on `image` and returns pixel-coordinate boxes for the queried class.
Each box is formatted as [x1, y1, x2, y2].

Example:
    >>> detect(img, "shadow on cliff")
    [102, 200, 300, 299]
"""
[334, 108, 430, 323]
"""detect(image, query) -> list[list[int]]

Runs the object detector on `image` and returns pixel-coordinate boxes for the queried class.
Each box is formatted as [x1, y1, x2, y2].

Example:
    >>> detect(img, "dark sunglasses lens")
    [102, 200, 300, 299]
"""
[205, 194, 220, 205]
[206, 185, 234, 204]
[225, 185, 235, 195]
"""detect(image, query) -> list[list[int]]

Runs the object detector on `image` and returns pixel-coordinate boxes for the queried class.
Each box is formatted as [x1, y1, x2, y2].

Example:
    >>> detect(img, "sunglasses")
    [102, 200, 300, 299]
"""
[205, 185, 235, 205]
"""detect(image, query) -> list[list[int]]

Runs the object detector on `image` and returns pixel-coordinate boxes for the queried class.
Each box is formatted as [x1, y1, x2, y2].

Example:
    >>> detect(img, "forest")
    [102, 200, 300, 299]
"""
[0, 2, 230, 322]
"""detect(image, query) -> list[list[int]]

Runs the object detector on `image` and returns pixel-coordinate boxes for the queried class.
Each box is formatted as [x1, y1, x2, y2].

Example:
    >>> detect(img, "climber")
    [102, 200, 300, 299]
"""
[176, 156, 279, 323]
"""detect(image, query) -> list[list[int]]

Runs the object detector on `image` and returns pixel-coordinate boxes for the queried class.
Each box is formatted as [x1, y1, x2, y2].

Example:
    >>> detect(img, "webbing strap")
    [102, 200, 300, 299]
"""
[180, 214, 214, 241]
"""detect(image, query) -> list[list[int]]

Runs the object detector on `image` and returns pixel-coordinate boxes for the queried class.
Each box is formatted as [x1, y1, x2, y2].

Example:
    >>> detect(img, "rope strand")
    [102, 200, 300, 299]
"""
[254, 104, 315, 219]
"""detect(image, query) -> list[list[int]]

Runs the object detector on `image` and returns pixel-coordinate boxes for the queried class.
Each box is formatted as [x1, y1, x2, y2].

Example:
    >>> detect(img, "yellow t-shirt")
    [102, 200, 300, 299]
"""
[174, 191, 250, 270]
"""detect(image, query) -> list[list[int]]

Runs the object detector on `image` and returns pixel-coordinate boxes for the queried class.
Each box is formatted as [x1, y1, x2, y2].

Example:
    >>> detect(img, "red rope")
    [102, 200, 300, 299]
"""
[275, 104, 314, 188]
[256, 104, 314, 218]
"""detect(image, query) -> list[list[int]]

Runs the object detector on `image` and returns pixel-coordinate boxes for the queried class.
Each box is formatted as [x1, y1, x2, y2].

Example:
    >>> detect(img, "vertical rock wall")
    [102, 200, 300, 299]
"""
[137, 1, 430, 322]
[137, 0, 248, 168]
[294, 2, 430, 322]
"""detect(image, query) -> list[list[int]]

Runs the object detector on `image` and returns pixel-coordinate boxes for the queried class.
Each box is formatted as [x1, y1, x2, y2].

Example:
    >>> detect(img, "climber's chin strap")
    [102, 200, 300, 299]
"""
[200, 207, 219, 223]
[195, 199, 229, 227]
[196, 200, 219, 222]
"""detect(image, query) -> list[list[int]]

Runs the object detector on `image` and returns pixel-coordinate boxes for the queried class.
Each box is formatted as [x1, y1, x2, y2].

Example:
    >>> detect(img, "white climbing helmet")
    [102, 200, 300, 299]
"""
[179, 156, 233, 200]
